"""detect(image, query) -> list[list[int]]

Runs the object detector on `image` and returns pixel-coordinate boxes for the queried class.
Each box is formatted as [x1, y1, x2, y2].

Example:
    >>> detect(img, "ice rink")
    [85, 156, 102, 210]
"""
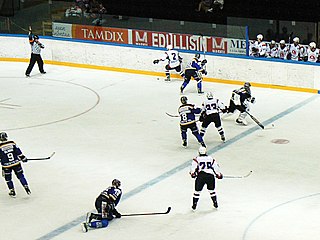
[0, 61, 319, 240]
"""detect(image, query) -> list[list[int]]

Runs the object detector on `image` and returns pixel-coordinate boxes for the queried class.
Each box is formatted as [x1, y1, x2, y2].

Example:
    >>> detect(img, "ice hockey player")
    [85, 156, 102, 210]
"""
[287, 37, 301, 61]
[82, 179, 122, 233]
[180, 53, 207, 94]
[153, 44, 184, 81]
[306, 42, 320, 62]
[266, 40, 278, 58]
[199, 92, 227, 142]
[277, 40, 288, 59]
[226, 82, 255, 126]
[178, 96, 206, 148]
[0, 132, 31, 197]
[250, 34, 267, 57]
[189, 146, 223, 210]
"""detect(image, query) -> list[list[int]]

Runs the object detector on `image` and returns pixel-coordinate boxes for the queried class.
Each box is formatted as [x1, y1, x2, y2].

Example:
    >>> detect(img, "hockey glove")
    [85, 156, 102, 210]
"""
[221, 108, 228, 113]
[153, 59, 160, 64]
[201, 59, 207, 66]
[190, 172, 197, 178]
[19, 155, 28, 162]
[200, 69, 207, 75]
[216, 174, 223, 179]
[113, 209, 121, 218]
[250, 97, 256, 104]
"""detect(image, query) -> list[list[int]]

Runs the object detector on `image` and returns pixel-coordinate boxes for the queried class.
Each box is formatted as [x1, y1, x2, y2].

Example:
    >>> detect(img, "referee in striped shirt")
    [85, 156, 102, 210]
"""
[25, 26, 46, 77]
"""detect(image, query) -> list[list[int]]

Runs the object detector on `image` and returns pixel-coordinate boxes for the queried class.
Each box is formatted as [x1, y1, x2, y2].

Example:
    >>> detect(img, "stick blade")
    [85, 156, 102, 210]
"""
[166, 207, 172, 214]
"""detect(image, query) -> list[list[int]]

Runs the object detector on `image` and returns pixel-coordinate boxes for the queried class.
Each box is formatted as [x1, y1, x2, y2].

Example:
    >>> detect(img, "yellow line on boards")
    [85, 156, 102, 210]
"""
[0, 57, 318, 94]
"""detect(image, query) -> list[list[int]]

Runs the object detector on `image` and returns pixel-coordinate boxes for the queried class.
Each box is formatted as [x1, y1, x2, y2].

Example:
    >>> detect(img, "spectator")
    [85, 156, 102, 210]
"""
[196, 0, 213, 13]
[65, 3, 82, 18]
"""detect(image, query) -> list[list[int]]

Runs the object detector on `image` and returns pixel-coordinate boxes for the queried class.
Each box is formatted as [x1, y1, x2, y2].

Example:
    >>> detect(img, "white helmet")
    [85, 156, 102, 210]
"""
[167, 44, 173, 50]
[280, 40, 285, 44]
[309, 42, 316, 49]
[293, 37, 299, 43]
[198, 146, 207, 155]
[270, 40, 276, 45]
[206, 92, 213, 100]
[256, 34, 263, 40]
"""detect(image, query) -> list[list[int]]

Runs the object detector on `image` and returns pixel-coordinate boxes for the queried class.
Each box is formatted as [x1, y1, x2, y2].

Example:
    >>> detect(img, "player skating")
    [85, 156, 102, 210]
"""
[226, 82, 256, 126]
[178, 96, 206, 148]
[190, 147, 223, 210]
[180, 53, 207, 94]
[82, 179, 122, 232]
[0, 132, 31, 197]
[199, 92, 227, 142]
[153, 44, 184, 81]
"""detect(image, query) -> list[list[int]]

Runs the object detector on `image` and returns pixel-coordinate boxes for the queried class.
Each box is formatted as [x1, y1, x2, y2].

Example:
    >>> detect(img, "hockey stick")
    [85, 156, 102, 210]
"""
[122, 207, 171, 217]
[27, 152, 55, 161]
[165, 112, 179, 117]
[245, 111, 264, 129]
[224, 171, 253, 179]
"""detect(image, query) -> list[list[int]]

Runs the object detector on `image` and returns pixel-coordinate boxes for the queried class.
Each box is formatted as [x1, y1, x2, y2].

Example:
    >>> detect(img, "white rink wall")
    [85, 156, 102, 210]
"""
[0, 35, 319, 92]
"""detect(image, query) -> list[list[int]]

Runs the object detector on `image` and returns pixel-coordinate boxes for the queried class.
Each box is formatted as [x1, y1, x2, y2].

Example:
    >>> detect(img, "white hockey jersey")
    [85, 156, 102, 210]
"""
[277, 46, 288, 59]
[161, 49, 181, 68]
[307, 48, 320, 62]
[190, 155, 222, 177]
[288, 43, 301, 61]
[266, 45, 278, 58]
[202, 98, 225, 115]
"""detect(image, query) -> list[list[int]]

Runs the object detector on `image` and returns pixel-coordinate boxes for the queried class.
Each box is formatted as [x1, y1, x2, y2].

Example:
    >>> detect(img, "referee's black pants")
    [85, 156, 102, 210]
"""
[26, 53, 45, 75]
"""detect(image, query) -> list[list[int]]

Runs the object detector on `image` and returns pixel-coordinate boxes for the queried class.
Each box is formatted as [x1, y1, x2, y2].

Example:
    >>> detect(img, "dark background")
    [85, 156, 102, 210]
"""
[103, 0, 320, 24]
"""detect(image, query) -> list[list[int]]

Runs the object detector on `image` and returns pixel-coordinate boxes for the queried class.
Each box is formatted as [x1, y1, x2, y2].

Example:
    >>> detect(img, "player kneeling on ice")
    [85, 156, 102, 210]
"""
[190, 147, 223, 210]
[82, 179, 122, 233]
[180, 53, 207, 94]
[226, 82, 255, 126]
[178, 96, 206, 148]
[199, 92, 227, 142]
[153, 44, 184, 81]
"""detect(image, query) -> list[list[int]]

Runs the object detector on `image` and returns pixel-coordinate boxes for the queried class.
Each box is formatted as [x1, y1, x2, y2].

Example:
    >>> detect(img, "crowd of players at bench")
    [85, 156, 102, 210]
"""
[250, 34, 320, 62]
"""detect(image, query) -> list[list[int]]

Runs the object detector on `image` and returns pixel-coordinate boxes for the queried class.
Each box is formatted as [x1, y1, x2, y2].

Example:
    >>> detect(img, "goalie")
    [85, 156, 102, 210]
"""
[226, 82, 255, 126]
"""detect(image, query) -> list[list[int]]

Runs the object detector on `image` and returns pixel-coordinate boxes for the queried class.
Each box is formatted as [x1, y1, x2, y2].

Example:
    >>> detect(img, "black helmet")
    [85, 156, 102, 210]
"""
[112, 179, 121, 188]
[195, 53, 200, 59]
[180, 96, 188, 104]
[0, 132, 8, 141]
[33, 35, 39, 40]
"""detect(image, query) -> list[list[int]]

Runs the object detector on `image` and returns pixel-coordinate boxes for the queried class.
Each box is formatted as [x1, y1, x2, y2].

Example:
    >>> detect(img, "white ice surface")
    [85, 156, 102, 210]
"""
[0, 62, 319, 240]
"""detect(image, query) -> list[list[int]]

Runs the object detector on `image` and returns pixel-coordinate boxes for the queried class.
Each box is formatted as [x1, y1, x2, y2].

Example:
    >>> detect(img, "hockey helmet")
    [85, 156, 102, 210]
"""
[206, 92, 214, 100]
[256, 34, 263, 40]
[194, 53, 201, 59]
[167, 44, 173, 50]
[293, 37, 299, 43]
[280, 40, 285, 45]
[309, 42, 316, 49]
[33, 35, 39, 40]
[270, 40, 276, 45]
[0, 132, 8, 141]
[198, 146, 207, 155]
[180, 96, 188, 104]
[244, 82, 251, 88]
[112, 179, 121, 188]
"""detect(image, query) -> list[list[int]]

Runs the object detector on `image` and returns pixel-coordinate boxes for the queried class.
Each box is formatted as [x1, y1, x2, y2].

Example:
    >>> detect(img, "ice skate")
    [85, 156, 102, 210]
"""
[81, 222, 88, 233]
[9, 189, 16, 198]
[24, 185, 31, 195]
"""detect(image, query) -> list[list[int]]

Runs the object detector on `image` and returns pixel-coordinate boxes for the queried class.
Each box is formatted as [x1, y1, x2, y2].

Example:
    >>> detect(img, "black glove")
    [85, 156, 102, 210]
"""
[19, 155, 28, 163]
[113, 209, 121, 218]
[190, 172, 197, 178]
[221, 108, 228, 113]
[250, 97, 256, 103]
[153, 59, 160, 64]
[216, 174, 223, 179]
[201, 59, 207, 66]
